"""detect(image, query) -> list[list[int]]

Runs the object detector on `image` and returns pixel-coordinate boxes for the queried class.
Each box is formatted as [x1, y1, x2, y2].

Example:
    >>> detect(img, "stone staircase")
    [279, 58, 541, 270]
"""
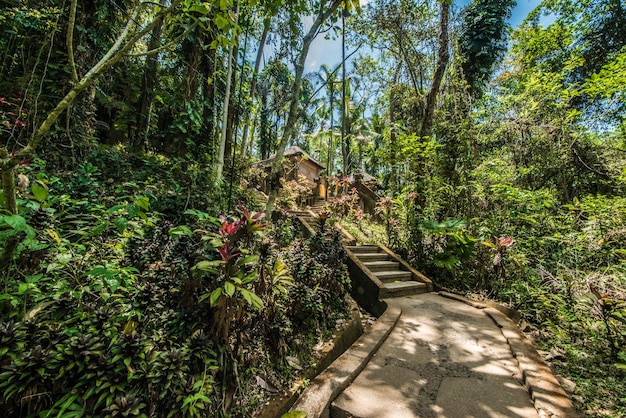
[309, 198, 327, 214]
[293, 200, 357, 245]
[295, 210, 321, 230]
[292, 199, 431, 303]
[345, 245, 431, 298]
[290, 209, 322, 237]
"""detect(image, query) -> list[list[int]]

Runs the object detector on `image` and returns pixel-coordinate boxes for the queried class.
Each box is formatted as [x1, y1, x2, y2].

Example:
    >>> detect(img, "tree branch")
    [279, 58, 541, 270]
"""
[125, 20, 200, 57]
[6, 0, 184, 165]
[304, 44, 362, 108]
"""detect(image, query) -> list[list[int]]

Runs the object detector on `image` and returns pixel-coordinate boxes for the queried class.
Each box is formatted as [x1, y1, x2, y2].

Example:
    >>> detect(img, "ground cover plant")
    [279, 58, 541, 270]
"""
[0, 150, 352, 417]
[324, 171, 626, 417]
[2, 0, 626, 416]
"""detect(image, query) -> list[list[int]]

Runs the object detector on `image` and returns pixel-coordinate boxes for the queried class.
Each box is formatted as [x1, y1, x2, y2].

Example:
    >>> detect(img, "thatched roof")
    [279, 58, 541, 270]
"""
[347, 170, 378, 184]
[254, 146, 326, 170]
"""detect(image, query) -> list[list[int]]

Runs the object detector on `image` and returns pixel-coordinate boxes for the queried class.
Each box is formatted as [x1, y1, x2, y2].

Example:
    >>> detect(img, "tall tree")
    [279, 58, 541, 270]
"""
[457, 0, 516, 98]
[419, 0, 450, 139]
[310, 63, 341, 173]
[0, 0, 208, 267]
[215, 1, 241, 184]
[135, 0, 167, 151]
[264, 0, 346, 215]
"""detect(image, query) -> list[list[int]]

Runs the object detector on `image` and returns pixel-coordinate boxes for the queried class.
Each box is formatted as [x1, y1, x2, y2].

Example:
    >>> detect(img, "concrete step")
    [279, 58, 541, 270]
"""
[380, 281, 429, 298]
[363, 261, 400, 272]
[375, 270, 412, 282]
[346, 245, 381, 254]
[355, 253, 389, 262]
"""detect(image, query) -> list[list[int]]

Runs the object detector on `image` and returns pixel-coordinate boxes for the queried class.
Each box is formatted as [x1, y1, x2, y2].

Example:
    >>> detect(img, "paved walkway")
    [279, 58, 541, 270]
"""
[291, 292, 578, 418]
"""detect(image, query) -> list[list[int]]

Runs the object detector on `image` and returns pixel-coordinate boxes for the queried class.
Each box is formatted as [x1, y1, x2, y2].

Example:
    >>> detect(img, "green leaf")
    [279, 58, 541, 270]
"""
[236, 255, 259, 267]
[214, 14, 229, 30]
[188, 3, 209, 14]
[193, 260, 222, 275]
[91, 221, 107, 236]
[54, 393, 80, 418]
[0, 229, 18, 241]
[282, 411, 307, 418]
[107, 204, 124, 214]
[169, 225, 193, 237]
[4, 215, 27, 231]
[242, 271, 259, 284]
[135, 196, 150, 211]
[114, 217, 128, 233]
[86, 266, 112, 277]
[224, 281, 235, 297]
[104, 276, 121, 293]
[127, 203, 139, 219]
[17, 283, 34, 295]
[209, 288, 222, 306]
[240, 289, 263, 310]
[32, 181, 49, 202]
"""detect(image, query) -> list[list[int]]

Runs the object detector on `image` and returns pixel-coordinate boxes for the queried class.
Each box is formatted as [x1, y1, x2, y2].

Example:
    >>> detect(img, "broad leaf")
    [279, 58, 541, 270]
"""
[210, 288, 223, 306]
[236, 255, 259, 267]
[32, 181, 49, 202]
[224, 281, 235, 297]
[169, 225, 194, 237]
[114, 217, 128, 233]
[135, 196, 150, 211]
[4, 215, 27, 231]
[192, 260, 222, 275]
[240, 289, 263, 310]
[127, 203, 139, 218]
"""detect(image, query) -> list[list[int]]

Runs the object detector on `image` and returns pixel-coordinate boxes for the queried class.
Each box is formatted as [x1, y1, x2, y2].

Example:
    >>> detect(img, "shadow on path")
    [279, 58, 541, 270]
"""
[331, 294, 539, 418]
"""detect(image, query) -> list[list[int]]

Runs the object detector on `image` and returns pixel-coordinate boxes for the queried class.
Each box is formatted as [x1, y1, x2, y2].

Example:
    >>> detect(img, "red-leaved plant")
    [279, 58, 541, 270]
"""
[192, 208, 267, 343]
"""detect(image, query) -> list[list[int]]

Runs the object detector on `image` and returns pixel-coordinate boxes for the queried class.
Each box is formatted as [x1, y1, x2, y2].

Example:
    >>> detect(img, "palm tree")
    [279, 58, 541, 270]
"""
[340, 76, 368, 173]
[309, 63, 341, 174]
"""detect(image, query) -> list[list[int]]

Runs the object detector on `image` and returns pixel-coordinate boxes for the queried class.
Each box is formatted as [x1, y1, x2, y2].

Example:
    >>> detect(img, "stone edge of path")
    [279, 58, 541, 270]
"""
[438, 291, 580, 418]
[289, 305, 402, 418]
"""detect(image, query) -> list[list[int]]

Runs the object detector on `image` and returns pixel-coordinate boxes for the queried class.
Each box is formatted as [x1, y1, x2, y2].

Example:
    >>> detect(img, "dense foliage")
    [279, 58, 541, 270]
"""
[1, 0, 626, 416]
[339, 1, 626, 416]
[0, 150, 351, 417]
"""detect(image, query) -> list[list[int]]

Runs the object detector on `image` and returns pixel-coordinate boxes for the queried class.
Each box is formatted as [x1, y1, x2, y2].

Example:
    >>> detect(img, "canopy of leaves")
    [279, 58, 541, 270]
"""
[457, 0, 516, 98]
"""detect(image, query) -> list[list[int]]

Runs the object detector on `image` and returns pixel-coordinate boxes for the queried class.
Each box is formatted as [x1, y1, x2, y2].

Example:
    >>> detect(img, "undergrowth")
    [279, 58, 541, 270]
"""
[0, 149, 352, 417]
[326, 187, 626, 417]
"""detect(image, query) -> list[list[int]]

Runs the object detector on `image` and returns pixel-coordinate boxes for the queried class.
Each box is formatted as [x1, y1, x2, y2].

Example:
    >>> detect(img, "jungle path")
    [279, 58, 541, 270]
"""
[288, 202, 577, 417]
[291, 292, 578, 418]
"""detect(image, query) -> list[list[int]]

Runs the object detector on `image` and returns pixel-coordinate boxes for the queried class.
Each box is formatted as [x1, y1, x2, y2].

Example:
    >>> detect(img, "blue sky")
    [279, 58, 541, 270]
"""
[305, 0, 544, 72]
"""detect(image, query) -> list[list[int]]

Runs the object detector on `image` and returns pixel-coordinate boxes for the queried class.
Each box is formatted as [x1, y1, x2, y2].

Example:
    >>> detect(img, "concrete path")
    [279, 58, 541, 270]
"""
[291, 292, 578, 418]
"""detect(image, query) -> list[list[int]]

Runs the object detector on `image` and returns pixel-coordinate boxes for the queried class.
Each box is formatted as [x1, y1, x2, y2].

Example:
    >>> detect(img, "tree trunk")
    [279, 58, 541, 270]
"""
[389, 65, 401, 194]
[136, 0, 166, 151]
[341, 12, 349, 173]
[420, 0, 450, 139]
[265, 0, 343, 216]
[241, 17, 271, 159]
[0, 166, 19, 269]
[201, 30, 217, 151]
[185, 25, 204, 100]
[215, 37, 237, 183]
[225, 66, 237, 166]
